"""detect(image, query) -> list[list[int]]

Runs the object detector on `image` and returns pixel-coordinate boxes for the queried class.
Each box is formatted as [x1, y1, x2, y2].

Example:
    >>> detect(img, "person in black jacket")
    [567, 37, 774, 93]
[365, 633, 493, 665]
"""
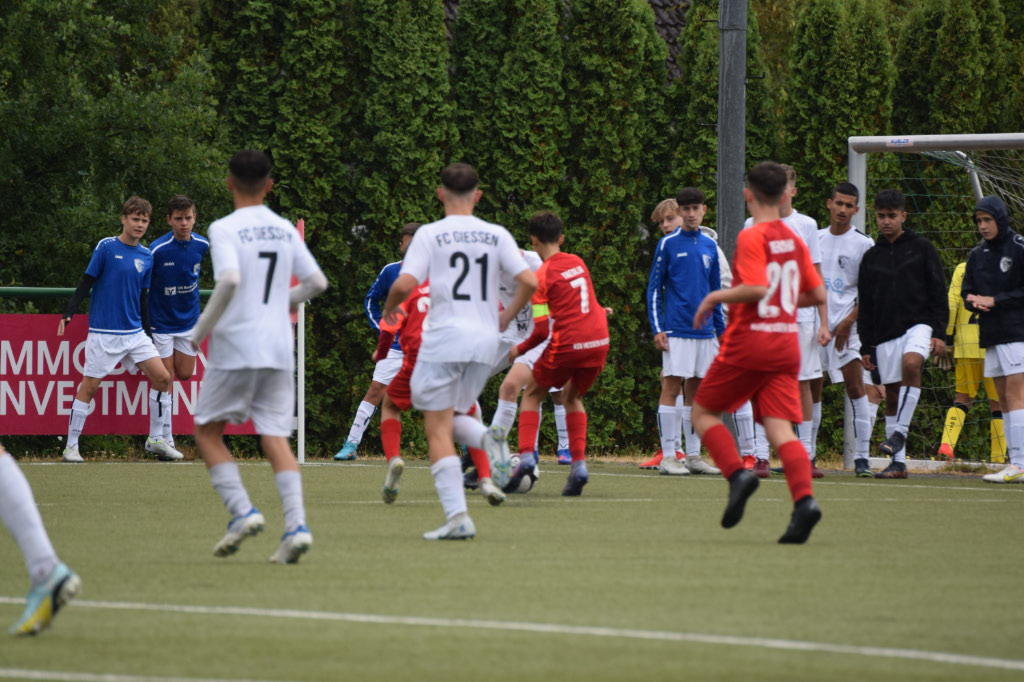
[858, 190, 947, 478]
[962, 196, 1024, 483]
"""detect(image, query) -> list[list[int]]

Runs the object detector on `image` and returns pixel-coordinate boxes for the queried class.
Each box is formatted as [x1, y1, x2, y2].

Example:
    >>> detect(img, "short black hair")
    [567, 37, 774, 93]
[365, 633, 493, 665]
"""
[527, 210, 563, 244]
[831, 183, 859, 201]
[746, 161, 788, 204]
[228, 150, 272, 195]
[676, 187, 706, 207]
[440, 163, 479, 194]
[167, 194, 195, 216]
[400, 222, 421, 238]
[874, 189, 905, 211]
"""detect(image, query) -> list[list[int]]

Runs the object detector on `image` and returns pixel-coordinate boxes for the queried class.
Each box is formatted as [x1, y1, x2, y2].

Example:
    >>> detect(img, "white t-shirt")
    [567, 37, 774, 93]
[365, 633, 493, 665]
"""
[400, 214, 529, 362]
[499, 250, 543, 344]
[206, 205, 322, 371]
[744, 210, 820, 322]
[818, 226, 873, 332]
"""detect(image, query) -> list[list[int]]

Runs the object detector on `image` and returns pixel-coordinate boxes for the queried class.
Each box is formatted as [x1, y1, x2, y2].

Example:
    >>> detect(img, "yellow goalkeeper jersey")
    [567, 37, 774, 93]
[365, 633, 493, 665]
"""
[946, 261, 984, 359]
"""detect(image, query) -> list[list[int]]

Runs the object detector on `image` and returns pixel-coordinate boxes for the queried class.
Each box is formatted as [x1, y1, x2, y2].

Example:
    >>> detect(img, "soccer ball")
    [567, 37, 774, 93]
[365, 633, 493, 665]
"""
[505, 454, 539, 494]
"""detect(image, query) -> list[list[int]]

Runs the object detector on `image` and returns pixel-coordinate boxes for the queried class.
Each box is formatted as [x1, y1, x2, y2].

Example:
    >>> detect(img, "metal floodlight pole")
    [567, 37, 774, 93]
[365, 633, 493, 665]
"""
[717, 0, 747, 260]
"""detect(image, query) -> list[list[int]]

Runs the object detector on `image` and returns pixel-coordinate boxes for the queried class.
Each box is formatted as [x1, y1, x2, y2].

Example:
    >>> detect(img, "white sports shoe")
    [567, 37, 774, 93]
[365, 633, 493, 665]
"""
[213, 508, 265, 557]
[62, 445, 83, 463]
[423, 513, 476, 540]
[269, 525, 312, 564]
[382, 457, 404, 504]
[146, 437, 184, 461]
[478, 477, 506, 506]
[686, 454, 720, 475]
[482, 425, 512, 489]
[658, 454, 690, 475]
[982, 464, 1024, 484]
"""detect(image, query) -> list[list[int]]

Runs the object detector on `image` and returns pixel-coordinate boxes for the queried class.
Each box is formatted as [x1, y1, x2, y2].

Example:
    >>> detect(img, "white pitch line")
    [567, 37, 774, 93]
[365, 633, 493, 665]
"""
[0, 669, 298, 682]
[1, 598, 1021, 673]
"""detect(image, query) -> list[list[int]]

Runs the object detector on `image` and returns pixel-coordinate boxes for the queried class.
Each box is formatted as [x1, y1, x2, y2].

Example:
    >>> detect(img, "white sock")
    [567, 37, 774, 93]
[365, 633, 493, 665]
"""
[67, 399, 89, 449]
[553, 403, 569, 450]
[534, 403, 543, 452]
[681, 405, 700, 457]
[675, 394, 685, 453]
[208, 461, 253, 519]
[492, 399, 518, 433]
[733, 401, 755, 455]
[148, 388, 163, 440]
[868, 400, 881, 436]
[885, 415, 907, 463]
[754, 421, 769, 461]
[851, 395, 871, 460]
[346, 400, 377, 444]
[274, 470, 305, 533]
[895, 385, 921, 436]
[1007, 409, 1024, 467]
[453, 413, 487, 450]
[0, 455, 57, 585]
[658, 404, 679, 458]
[798, 420, 814, 460]
[810, 402, 821, 462]
[163, 386, 174, 445]
[430, 455, 467, 520]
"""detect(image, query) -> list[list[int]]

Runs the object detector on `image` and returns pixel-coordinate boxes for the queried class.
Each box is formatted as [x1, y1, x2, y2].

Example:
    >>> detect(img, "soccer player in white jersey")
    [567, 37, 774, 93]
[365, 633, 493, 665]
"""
[1, 442, 81, 635]
[191, 150, 328, 563]
[808, 183, 875, 477]
[146, 195, 209, 461]
[58, 197, 173, 463]
[743, 165, 829, 477]
[382, 163, 536, 540]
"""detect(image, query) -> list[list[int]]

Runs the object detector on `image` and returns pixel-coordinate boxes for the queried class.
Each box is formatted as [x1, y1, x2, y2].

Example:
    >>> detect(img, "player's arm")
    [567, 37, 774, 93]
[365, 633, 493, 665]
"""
[58, 273, 96, 336]
[857, 258, 877, 370]
[289, 270, 328, 309]
[499, 267, 538, 332]
[382, 273, 417, 325]
[832, 303, 858, 352]
[923, 242, 948, 355]
[693, 284, 768, 328]
[709, 250, 725, 337]
[364, 269, 387, 331]
[190, 268, 240, 346]
[646, 241, 669, 350]
[798, 283, 826, 309]
[140, 290, 153, 338]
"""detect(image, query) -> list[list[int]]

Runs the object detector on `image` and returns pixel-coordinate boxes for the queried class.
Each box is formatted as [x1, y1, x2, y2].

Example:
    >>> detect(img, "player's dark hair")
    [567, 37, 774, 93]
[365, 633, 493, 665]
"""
[228, 149, 272, 195]
[746, 162, 788, 204]
[440, 163, 479, 194]
[400, 222, 421, 238]
[780, 163, 797, 184]
[676, 187, 706, 207]
[167, 194, 195, 216]
[831, 183, 859, 201]
[122, 196, 152, 217]
[874, 189, 905, 211]
[527, 210, 563, 244]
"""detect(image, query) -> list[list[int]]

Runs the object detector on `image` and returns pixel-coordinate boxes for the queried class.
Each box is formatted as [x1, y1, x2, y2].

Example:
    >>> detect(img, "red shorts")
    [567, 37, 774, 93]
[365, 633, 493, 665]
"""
[532, 349, 607, 396]
[386, 352, 417, 412]
[695, 359, 802, 424]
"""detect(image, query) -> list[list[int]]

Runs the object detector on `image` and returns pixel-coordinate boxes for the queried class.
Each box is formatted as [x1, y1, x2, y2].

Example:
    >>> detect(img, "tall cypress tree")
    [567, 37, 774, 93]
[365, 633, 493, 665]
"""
[927, 1, 983, 134]
[974, 0, 1012, 132]
[891, 0, 947, 134]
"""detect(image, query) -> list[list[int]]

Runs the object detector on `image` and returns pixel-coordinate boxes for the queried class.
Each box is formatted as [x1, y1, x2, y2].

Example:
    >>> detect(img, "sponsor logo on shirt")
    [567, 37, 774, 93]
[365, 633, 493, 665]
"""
[768, 239, 795, 254]
[572, 337, 609, 350]
[163, 261, 175, 266]
[114, 255, 123, 259]
[749, 321, 799, 333]
[164, 286, 176, 296]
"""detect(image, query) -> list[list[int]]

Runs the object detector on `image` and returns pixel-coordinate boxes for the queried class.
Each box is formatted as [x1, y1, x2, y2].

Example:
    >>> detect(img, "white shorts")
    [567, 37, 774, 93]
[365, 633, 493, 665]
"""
[662, 337, 718, 379]
[371, 347, 404, 385]
[84, 331, 159, 378]
[798, 321, 823, 381]
[875, 323, 932, 385]
[195, 367, 294, 436]
[411, 360, 493, 413]
[488, 340, 516, 378]
[513, 338, 549, 372]
[984, 342, 1024, 378]
[819, 330, 862, 383]
[152, 331, 198, 359]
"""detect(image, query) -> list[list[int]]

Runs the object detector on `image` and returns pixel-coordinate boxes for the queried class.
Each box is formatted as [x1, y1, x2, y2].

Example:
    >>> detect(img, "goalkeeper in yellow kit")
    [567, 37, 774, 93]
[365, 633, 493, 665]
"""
[938, 261, 1006, 461]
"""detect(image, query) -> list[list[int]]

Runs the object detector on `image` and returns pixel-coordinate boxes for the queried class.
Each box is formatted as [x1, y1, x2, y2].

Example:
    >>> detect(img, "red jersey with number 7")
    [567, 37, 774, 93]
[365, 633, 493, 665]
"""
[517, 251, 609, 366]
[718, 220, 821, 373]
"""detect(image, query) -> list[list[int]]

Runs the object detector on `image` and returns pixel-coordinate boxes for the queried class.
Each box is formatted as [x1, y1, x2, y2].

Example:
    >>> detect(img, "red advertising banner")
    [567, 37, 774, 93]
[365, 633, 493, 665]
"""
[0, 314, 256, 435]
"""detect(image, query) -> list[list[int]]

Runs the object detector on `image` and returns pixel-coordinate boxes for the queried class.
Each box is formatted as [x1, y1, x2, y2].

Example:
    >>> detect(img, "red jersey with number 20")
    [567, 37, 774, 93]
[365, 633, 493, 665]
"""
[517, 251, 609, 366]
[718, 220, 821, 373]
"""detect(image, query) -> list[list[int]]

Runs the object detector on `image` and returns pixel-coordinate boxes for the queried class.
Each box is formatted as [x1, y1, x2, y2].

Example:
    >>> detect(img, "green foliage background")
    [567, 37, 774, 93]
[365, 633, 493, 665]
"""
[2, 0, 1023, 458]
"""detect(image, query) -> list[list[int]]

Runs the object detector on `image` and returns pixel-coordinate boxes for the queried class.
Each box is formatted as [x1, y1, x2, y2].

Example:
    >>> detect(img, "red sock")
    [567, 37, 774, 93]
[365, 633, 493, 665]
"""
[567, 411, 587, 462]
[702, 423, 742, 479]
[381, 419, 401, 460]
[778, 440, 813, 502]
[469, 447, 490, 479]
[518, 410, 540, 454]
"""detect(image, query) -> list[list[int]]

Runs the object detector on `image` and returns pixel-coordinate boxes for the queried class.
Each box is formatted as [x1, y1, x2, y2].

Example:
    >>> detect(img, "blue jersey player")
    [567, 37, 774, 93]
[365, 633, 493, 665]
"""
[58, 197, 173, 463]
[146, 195, 210, 459]
[334, 222, 420, 461]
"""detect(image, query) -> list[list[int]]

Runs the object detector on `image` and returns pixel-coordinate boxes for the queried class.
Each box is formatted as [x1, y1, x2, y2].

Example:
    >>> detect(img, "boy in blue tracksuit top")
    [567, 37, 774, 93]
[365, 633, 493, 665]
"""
[647, 187, 724, 476]
[147, 195, 210, 460]
[334, 222, 420, 461]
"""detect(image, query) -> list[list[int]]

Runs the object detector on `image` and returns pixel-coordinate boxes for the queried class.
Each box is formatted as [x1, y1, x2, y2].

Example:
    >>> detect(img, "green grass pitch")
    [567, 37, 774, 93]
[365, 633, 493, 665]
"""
[1, 459, 1022, 681]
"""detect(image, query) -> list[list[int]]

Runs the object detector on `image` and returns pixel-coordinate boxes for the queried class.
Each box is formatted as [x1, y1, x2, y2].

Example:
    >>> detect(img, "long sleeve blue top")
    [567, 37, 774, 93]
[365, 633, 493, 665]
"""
[647, 227, 724, 338]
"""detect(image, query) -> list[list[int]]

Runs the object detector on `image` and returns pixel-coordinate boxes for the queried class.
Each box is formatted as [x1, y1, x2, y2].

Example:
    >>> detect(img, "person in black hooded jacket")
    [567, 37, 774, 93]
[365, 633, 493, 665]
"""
[962, 195, 1024, 483]
[857, 189, 947, 478]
